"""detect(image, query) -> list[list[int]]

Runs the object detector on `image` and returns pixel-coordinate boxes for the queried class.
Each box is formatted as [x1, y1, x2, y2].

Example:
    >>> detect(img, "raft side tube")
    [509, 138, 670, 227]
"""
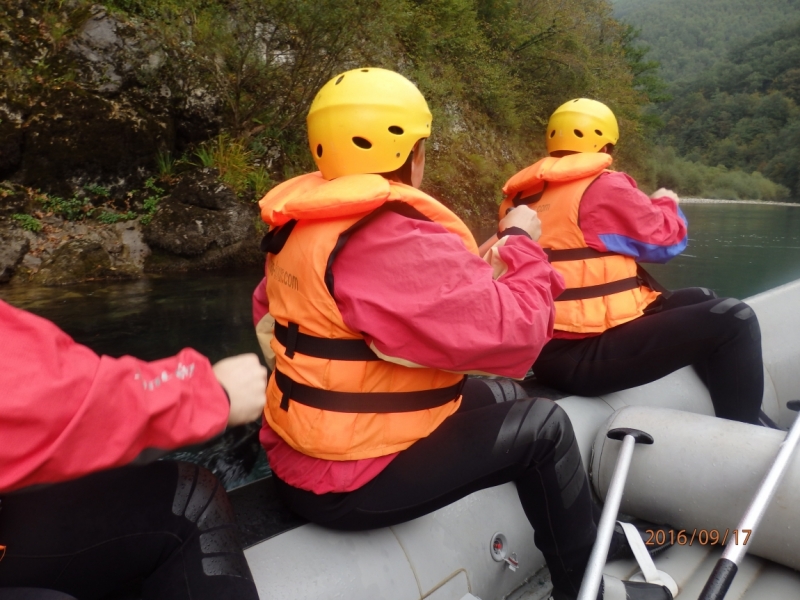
[591, 406, 800, 571]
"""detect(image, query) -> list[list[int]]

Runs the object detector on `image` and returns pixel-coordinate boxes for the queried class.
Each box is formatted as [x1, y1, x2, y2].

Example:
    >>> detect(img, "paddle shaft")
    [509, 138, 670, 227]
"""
[698, 406, 800, 600]
[577, 434, 636, 600]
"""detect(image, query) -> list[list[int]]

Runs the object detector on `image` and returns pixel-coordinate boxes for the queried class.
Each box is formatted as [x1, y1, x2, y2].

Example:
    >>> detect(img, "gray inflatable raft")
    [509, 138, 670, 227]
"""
[238, 279, 800, 599]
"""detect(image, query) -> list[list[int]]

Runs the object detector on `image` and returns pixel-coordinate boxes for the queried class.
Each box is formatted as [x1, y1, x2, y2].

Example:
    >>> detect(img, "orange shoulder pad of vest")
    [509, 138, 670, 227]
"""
[388, 182, 479, 254]
[259, 172, 392, 226]
[503, 153, 613, 197]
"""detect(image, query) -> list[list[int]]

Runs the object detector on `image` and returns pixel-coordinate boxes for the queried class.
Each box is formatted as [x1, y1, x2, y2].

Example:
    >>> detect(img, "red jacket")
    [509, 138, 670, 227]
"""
[0, 300, 230, 492]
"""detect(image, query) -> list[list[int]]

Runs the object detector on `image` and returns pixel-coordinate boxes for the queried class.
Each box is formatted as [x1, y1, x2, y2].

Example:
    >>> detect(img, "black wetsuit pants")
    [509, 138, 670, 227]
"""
[0, 461, 258, 600]
[274, 378, 599, 596]
[533, 287, 764, 424]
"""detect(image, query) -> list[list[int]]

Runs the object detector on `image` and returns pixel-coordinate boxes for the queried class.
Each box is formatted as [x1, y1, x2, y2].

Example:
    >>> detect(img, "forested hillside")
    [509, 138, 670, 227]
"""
[612, 0, 800, 199]
[656, 21, 800, 197]
[613, 0, 800, 83]
[1, 0, 652, 221]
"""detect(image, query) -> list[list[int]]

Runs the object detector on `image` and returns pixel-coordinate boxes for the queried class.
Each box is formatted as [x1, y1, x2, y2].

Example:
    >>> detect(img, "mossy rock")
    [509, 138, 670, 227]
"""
[21, 85, 172, 197]
[0, 182, 32, 216]
[33, 239, 116, 286]
[0, 227, 30, 283]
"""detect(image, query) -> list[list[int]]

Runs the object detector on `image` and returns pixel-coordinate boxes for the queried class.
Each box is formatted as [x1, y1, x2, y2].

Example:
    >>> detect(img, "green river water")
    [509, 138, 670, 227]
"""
[3, 200, 800, 487]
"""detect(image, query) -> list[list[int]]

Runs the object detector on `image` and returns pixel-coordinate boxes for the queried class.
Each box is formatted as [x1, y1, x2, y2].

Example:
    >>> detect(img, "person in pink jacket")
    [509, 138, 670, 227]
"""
[490, 99, 764, 427]
[0, 299, 266, 600]
[251, 68, 673, 600]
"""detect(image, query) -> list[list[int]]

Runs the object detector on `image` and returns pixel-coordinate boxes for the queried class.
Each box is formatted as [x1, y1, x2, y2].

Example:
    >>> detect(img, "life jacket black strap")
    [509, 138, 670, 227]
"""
[260, 220, 298, 255]
[512, 182, 548, 207]
[544, 247, 621, 262]
[275, 370, 465, 414]
[275, 322, 380, 361]
[556, 276, 641, 302]
[637, 265, 670, 295]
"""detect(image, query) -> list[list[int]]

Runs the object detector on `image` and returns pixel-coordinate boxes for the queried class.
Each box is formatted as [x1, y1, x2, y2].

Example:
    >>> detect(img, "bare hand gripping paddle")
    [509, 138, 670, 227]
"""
[698, 400, 800, 600]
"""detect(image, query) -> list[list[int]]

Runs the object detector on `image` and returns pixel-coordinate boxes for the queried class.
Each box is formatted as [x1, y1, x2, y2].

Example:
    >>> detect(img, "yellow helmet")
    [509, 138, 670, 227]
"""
[307, 68, 432, 180]
[546, 98, 619, 154]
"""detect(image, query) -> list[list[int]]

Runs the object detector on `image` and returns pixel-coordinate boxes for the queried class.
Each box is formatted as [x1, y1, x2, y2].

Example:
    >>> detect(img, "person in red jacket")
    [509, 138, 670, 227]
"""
[252, 68, 673, 600]
[488, 98, 764, 426]
[0, 299, 267, 600]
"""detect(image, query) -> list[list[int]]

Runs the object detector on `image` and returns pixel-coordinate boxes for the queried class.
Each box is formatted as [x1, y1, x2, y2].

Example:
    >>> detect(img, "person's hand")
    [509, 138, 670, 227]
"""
[499, 205, 542, 241]
[650, 187, 680, 204]
[478, 234, 499, 258]
[212, 354, 268, 427]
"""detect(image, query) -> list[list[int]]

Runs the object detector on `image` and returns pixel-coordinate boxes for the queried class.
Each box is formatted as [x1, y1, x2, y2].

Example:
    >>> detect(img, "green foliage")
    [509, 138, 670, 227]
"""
[144, 177, 164, 196]
[140, 177, 166, 225]
[96, 210, 138, 224]
[156, 150, 175, 177]
[613, 0, 800, 84]
[247, 168, 273, 199]
[648, 147, 790, 200]
[619, 25, 669, 106]
[0, 1, 91, 94]
[655, 21, 800, 196]
[194, 135, 272, 200]
[40, 194, 94, 220]
[84, 184, 110, 197]
[11, 213, 42, 232]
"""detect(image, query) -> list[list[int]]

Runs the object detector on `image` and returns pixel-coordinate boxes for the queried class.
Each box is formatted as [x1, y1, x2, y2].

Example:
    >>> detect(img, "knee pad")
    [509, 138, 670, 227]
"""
[494, 399, 584, 508]
[709, 297, 761, 341]
[493, 399, 575, 455]
[480, 378, 529, 403]
[171, 463, 252, 580]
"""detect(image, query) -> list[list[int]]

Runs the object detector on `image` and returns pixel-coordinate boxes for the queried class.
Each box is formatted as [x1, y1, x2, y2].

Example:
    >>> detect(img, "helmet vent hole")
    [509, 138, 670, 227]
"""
[550, 130, 556, 138]
[361, 69, 369, 72]
[352, 137, 372, 149]
[316, 144, 323, 158]
[389, 126, 404, 135]
[335, 75, 344, 85]
[574, 129, 584, 138]
[595, 129, 603, 136]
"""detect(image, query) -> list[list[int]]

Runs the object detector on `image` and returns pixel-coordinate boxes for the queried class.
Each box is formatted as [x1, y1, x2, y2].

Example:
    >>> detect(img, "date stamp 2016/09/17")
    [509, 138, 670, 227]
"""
[645, 529, 752, 546]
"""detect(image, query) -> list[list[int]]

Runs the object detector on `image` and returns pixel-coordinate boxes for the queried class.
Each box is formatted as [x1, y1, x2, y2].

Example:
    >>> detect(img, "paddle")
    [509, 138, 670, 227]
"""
[698, 400, 800, 600]
[577, 427, 654, 600]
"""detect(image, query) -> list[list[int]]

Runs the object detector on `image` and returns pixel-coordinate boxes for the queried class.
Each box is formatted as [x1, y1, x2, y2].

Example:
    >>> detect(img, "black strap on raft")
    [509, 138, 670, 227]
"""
[260, 220, 298, 255]
[275, 370, 465, 413]
[276, 322, 380, 361]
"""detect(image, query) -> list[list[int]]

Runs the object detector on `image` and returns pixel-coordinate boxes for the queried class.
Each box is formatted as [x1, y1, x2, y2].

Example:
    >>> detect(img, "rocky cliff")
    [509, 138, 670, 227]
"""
[0, 2, 262, 286]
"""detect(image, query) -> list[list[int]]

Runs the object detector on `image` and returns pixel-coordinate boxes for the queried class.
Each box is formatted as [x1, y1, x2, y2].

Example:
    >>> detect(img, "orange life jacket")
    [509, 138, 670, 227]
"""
[500, 154, 660, 333]
[259, 172, 479, 461]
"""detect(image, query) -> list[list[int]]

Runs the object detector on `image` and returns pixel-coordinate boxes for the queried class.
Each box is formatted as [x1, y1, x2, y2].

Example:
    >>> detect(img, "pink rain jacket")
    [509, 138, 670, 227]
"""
[0, 300, 229, 492]
[254, 209, 565, 494]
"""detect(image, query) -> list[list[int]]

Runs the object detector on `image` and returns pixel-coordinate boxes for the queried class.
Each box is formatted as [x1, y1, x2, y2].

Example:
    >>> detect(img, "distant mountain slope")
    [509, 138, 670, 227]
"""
[656, 21, 800, 196]
[612, 0, 800, 83]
